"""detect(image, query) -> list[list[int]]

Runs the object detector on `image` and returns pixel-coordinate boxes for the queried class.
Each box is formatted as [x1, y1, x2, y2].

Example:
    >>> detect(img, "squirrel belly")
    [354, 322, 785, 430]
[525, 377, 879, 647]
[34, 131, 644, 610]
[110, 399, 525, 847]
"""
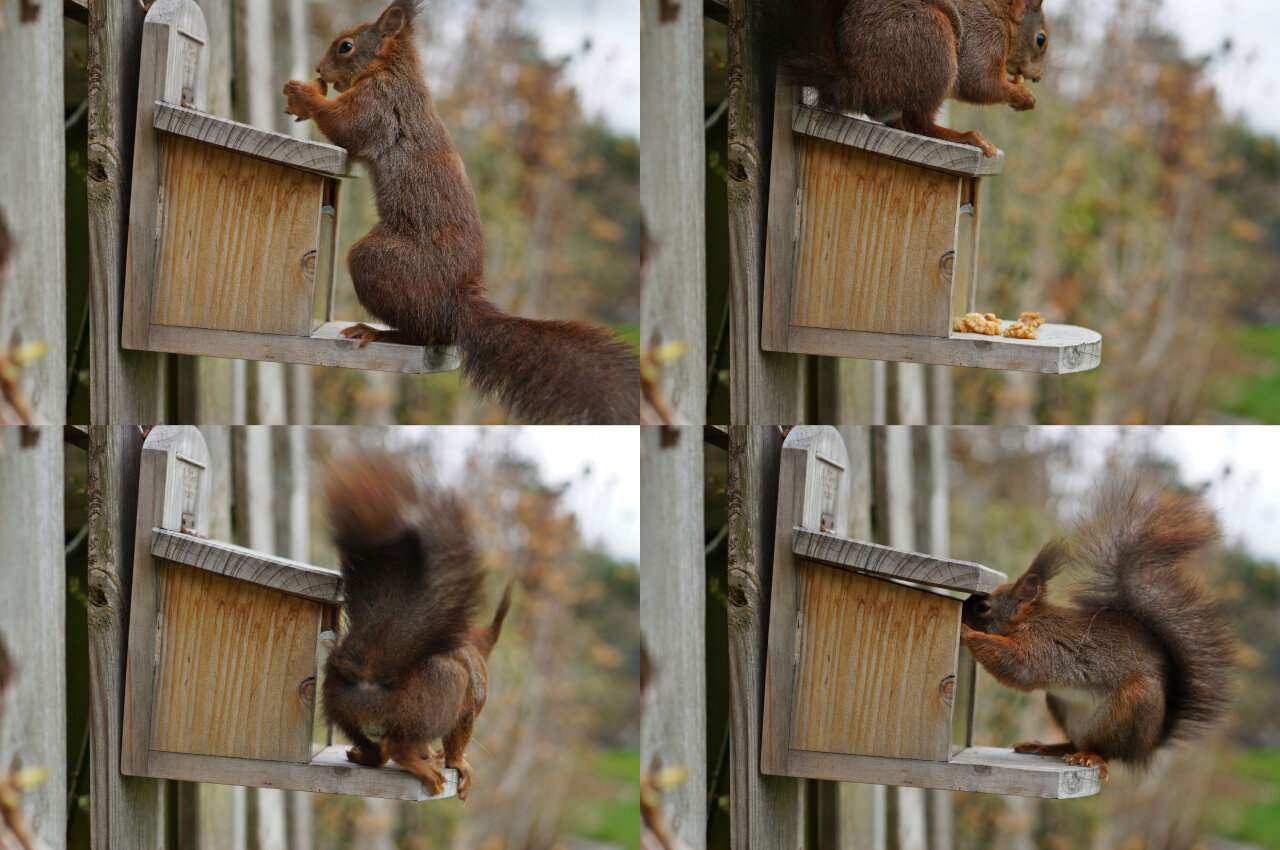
[961, 476, 1234, 774]
[284, 0, 639, 424]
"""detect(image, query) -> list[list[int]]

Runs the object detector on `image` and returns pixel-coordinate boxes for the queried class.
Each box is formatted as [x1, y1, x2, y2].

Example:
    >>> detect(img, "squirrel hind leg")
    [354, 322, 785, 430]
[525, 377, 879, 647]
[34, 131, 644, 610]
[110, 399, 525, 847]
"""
[385, 734, 449, 797]
[899, 114, 998, 158]
[1012, 741, 1075, 756]
[1064, 749, 1110, 779]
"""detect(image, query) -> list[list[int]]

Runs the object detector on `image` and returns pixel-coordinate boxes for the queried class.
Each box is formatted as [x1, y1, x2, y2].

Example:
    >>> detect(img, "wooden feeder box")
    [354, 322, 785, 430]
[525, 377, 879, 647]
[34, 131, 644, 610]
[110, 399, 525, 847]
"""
[762, 86, 1102, 374]
[760, 426, 1101, 798]
[121, 426, 457, 800]
[121, 0, 458, 374]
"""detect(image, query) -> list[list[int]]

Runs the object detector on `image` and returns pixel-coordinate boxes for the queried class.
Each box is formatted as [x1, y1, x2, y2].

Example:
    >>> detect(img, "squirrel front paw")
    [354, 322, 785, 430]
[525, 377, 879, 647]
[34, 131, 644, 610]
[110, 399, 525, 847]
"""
[1008, 85, 1037, 112]
[282, 79, 323, 122]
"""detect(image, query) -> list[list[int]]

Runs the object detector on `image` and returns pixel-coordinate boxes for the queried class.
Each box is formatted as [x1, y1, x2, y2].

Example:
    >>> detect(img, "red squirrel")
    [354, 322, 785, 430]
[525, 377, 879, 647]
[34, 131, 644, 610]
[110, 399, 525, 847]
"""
[283, 1, 638, 425]
[961, 477, 1235, 779]
[321, 448, 512, 800]
[757, 0, 1041, 156]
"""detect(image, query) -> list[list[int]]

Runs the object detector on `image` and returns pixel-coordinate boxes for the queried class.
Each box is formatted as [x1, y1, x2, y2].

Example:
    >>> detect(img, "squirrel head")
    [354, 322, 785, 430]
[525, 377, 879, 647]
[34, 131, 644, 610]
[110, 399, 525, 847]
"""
[962, 537, 1070, 634]
[1006, 0, 1047, 84]
[316, 0, 423, 92]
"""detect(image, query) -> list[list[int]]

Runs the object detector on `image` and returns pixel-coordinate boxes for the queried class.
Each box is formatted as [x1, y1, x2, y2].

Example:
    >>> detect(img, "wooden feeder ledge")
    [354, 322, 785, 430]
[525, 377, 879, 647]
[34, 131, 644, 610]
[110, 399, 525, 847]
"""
[760, 426, 1102, 799]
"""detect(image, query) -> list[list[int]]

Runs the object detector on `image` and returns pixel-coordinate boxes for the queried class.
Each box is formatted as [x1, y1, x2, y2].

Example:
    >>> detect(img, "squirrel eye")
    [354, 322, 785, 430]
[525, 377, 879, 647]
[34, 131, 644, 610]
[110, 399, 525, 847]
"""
[975, 602, 991, 614]
[1036, 33, 1046, 48]
[339, 41, 354, 54]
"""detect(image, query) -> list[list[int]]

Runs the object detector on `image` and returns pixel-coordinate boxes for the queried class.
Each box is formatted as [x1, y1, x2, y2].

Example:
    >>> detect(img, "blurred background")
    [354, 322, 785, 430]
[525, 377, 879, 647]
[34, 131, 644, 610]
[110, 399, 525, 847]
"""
[701, 426, 1279, 849]
[702, 0, 1280, 424]
[64, 425, 639, 849]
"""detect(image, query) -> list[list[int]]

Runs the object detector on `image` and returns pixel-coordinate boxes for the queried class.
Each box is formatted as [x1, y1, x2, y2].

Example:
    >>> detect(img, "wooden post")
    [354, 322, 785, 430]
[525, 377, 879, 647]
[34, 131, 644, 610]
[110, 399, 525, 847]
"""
[87, 428, 163, 849]
[0, 431, 66, 848]
[2, 0, 66, 422]
[642, 0, 706, 422]
[642, 427, 707, 848]
[726, 0, 805, 423]
[726, 426, 804, 848]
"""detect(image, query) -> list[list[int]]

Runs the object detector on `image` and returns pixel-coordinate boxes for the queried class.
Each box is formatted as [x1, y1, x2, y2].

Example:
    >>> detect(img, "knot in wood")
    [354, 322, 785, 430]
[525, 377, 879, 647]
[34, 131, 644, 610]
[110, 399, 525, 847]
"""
[939, 251, 956, 283]
[939, 674, 956, 706]
[301, 249, 317, 281]
[299, 676, 316, 708]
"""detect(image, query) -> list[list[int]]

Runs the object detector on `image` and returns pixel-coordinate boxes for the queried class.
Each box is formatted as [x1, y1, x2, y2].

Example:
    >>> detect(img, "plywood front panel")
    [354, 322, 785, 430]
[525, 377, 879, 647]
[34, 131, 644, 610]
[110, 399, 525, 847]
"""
[150, 560, 320, 763]
[153, 136, 323, 336]
[789, 560, 959, 761]
[790, 137, 960, 338]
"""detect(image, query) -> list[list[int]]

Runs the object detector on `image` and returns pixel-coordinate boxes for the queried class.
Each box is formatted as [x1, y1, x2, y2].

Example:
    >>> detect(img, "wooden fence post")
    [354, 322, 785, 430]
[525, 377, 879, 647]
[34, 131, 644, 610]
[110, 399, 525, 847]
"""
[0, 431, 66, 848]
[642, 0, 707, 423]
[727, 426, 805, 847]
[642, 426, 707, 848]
[2, 2, 66, 424]
[726, 0, 806, 423]
[87, 427, 162, 848]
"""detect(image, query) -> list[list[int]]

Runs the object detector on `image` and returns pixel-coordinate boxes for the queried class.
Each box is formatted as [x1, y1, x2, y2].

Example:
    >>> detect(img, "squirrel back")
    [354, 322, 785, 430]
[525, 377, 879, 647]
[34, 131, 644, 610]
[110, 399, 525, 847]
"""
[322, 448, 484, 674]
[1071, 477, 1234, 743]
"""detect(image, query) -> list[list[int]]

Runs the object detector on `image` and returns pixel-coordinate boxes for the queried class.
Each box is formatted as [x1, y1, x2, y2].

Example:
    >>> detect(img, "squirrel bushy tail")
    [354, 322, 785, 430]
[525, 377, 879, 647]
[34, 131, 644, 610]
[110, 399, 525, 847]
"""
[459, 296, 639, 425]
[1073, 476, 1235, 745]
[474, 581, 513, 659]
[322, 448, 484, 667]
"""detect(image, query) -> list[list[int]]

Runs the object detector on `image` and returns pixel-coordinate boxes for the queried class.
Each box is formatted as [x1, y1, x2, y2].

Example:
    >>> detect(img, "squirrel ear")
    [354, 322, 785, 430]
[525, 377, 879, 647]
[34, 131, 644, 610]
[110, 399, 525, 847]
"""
[1016, 572, 1042, 603]
[377, 5, 406, 38]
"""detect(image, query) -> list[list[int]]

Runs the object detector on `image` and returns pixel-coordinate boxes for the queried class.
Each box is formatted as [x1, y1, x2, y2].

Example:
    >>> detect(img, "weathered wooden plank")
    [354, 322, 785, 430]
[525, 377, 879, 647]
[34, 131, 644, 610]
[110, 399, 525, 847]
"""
[121, 0, 209, 352]
[148, 561, 318, 763]
[781, 747, 1101, 799]
[792, 529, 1006, 594]
[791, 137, 960, 338]
[87, 427, 165, 850]
[792, 105, 1004, 178]
[779, 323, 1103, 374]
[790, 563, 959, 762]
[88, 0, 169, 425]
[641, 0, 706, 422]
[1, 0, 66, 424]
[121, 426, 212, 778]
[154, 103, 350, 177]
[641, 427, 706, 849]
[761, 427, 849, 774]
[143, 322, 460, 374]
[727, 0, 805, 424]
[727, 425, 807, 850]
[145, 747, 456, 801]
[761, 80, 800, 356]
[0, 430, 67, 847]
[150, 529, 341, 603]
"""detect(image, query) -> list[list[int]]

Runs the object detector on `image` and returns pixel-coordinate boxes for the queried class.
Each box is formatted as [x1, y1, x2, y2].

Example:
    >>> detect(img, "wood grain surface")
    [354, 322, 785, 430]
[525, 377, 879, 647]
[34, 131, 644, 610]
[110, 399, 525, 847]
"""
[789, 562, 959, 762]
[792, 529, 1007, 594]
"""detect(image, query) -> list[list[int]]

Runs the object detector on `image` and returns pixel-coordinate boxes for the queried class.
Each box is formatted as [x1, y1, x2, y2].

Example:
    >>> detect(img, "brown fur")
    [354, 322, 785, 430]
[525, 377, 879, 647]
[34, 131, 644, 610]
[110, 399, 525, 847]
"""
[758, 0, 1039, 157]
[320, 448, 513, 800]
[283, 1, 639, 424]
[961, 476, 1235, 777]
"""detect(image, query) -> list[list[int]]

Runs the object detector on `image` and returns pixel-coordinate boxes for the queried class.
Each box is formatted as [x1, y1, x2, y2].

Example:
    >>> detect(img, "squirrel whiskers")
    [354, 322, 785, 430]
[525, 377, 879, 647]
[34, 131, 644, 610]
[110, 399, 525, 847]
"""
[321, 448, 512, 800]
[282, 1, 638, 424]
[961, 476, 1234, 779]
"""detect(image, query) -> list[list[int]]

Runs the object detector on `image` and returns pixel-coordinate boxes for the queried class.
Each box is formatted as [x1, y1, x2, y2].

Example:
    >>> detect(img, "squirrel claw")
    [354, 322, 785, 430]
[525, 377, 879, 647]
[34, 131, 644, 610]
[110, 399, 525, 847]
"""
[1064, 750, 1109, 779]
[339, 323, 382, 347]
[453, 758, 473, 802]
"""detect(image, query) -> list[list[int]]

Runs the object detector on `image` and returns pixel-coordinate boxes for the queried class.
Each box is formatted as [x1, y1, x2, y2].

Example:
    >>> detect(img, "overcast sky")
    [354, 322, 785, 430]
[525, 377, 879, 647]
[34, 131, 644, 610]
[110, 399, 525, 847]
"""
[1028, 427, 1280, 565]
[1163, 0, 1280, 138]
[410, 426, 640, 563]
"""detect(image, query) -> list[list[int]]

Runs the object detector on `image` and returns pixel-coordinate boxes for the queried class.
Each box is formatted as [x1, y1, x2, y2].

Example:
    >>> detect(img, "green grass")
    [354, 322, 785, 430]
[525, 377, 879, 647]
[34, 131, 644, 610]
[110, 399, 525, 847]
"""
[1212, 324, 1280, 422]
[560, 747, 639, 850]
[1205, 749, 1280, 848]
